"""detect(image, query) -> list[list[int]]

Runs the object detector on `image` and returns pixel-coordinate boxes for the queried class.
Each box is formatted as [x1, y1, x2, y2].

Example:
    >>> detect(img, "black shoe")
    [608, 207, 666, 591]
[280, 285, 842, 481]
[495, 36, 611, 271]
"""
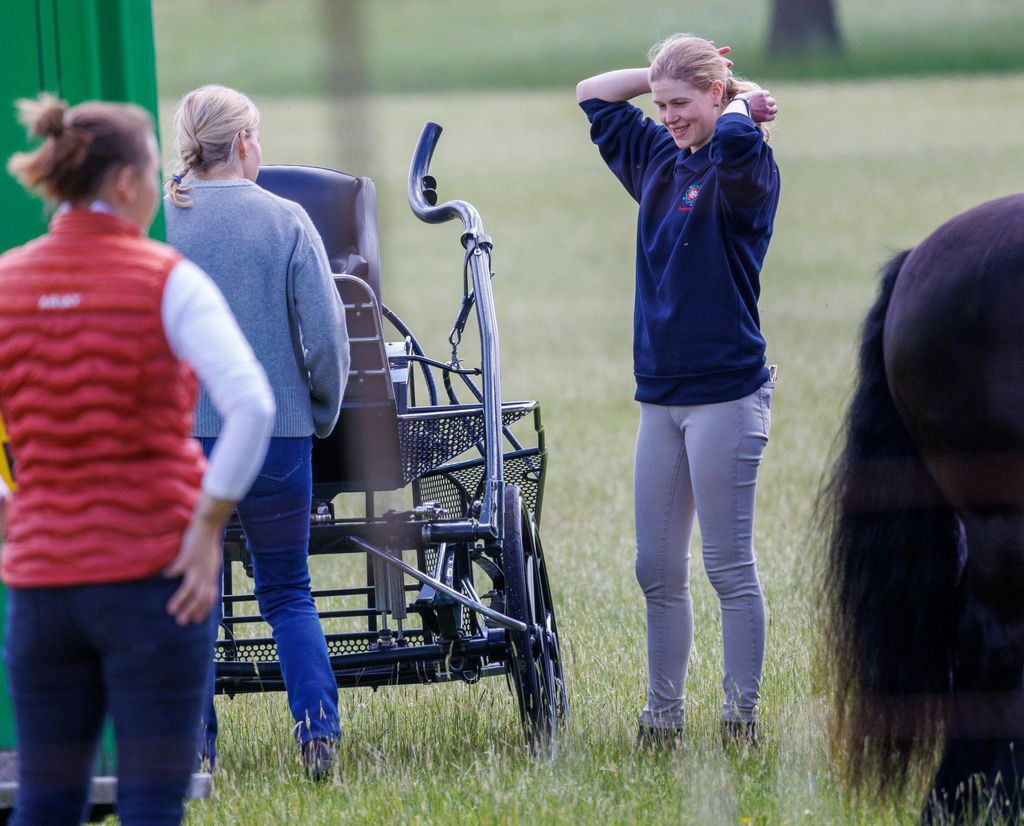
[302, 738, 337, 782]
[635, 724, 686, 751]
[721, 719, 758, 748]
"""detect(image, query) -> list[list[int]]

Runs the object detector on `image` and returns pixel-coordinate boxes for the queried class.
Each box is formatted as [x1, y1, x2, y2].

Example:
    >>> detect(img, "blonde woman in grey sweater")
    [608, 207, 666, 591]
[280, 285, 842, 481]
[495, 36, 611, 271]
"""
[165, 84, 349, 781]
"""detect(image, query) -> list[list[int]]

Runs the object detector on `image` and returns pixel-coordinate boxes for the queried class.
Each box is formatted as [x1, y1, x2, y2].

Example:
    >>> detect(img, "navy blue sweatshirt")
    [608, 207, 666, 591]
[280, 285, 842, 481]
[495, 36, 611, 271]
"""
[581, 98, 780, 405]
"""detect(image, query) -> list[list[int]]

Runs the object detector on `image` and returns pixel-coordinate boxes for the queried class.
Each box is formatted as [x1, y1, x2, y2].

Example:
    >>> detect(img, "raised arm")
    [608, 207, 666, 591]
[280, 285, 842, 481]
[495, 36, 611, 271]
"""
[575, 68, 650, 104]
[577, 45, 735, 104]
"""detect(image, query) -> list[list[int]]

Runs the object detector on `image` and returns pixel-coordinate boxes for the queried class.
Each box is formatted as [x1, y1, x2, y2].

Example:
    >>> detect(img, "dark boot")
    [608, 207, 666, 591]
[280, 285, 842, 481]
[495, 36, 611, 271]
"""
[721, 719, 759, 748]
[301, 737, 337, 782]
[635, 724, 686, 752]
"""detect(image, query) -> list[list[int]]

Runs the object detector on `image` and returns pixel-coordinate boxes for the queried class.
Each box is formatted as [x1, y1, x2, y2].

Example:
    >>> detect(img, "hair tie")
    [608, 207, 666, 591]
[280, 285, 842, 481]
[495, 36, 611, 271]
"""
[170, 173, 183, 185]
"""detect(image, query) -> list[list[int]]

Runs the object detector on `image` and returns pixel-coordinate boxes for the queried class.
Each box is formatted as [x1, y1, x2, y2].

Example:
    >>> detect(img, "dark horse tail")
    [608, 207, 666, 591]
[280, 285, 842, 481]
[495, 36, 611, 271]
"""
[822, 250, 962, 795]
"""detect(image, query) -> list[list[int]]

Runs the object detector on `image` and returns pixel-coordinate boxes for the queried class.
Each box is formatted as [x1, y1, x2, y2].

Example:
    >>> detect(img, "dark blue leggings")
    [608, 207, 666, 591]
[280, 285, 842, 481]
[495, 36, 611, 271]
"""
[4, 575, 215, 826]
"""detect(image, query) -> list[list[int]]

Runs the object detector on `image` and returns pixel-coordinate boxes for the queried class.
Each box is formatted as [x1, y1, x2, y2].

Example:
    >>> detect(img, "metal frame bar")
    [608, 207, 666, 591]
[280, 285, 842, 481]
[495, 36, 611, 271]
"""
[348, 536, 526, 632]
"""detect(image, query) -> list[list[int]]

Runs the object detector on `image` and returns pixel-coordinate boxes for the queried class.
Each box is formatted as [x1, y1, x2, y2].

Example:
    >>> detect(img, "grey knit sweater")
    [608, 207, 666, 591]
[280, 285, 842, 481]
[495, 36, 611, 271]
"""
[165, 179, 349, 438]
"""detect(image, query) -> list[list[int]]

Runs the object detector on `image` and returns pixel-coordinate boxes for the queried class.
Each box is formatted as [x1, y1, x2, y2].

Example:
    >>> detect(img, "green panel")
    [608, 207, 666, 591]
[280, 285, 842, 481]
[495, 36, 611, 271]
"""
[50, 0, 166, 240]
[0, 1, 49, 747]
[35, 0, 61, 89]
[0, 2, 50, 255]
[0, 0, 165, 759]
[55, 0, 159, 112]
[0, 0, 164, 249]
[0, 581, 12, 751]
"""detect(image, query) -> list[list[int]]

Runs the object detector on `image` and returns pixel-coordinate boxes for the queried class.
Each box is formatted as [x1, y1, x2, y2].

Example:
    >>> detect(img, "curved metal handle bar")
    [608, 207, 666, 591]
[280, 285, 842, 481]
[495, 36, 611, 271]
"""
[407, 121, 485, 241]
[406, 121, 505, 535]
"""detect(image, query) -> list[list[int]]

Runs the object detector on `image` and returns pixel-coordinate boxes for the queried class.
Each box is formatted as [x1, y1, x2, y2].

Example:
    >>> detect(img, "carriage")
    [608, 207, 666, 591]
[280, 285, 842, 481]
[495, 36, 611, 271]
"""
[212, 122, 569, 746]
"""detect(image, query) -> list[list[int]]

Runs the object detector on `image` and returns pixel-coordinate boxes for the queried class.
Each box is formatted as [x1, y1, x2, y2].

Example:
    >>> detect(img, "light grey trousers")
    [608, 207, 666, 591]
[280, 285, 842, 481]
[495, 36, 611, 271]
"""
[634, 379, 774, 728]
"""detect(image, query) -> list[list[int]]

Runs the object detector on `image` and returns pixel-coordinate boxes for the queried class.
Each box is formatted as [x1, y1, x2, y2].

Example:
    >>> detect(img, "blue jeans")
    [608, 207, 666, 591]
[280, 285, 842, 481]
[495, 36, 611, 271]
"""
[4, 575, 215, 826]
[200, 436, 339, 765]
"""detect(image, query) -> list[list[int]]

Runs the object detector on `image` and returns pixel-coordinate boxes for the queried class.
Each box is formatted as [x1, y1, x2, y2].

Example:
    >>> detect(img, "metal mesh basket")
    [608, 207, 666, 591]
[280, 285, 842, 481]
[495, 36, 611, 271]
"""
[416, 448, 545, 521]
[397, 402, 535, 483]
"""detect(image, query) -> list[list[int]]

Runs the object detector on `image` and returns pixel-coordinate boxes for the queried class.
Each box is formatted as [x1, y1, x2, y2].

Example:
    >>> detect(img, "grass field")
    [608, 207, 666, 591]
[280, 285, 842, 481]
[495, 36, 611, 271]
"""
[152, 0, 1024, 96]
[147, 73, 1024, 825]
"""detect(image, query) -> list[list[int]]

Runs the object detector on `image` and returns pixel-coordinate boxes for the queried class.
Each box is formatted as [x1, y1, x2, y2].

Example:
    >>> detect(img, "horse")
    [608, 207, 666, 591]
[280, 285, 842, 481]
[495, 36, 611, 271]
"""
[821, 192, 1024, 823]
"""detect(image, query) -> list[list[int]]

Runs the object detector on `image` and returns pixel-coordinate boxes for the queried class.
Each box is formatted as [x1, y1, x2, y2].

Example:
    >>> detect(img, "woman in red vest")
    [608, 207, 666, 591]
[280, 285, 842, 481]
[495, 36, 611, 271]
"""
[0, 94, 275, 825]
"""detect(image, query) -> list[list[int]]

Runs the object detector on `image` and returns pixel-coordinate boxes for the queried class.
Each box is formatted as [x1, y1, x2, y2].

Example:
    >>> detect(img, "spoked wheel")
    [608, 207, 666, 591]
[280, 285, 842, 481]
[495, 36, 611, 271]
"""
[524, 503, 569, 731]
[502, 485, 568, 749]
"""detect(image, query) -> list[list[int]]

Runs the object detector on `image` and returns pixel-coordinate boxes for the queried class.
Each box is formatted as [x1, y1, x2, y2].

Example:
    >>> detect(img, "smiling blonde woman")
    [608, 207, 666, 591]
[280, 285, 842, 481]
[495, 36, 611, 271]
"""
[576, 34, 781, 749]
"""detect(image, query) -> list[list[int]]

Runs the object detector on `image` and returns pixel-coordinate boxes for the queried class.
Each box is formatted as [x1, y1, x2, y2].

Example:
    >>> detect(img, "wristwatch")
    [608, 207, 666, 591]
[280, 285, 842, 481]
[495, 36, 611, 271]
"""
[732, 97, 751, 117]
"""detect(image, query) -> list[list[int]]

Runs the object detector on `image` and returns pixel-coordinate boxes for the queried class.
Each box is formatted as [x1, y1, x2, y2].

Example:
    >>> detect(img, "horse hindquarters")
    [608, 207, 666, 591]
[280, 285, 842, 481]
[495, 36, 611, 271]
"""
[880, 195, 1024, 822]
[925, 510, 1024, 822]
[823, 248, 961, 795]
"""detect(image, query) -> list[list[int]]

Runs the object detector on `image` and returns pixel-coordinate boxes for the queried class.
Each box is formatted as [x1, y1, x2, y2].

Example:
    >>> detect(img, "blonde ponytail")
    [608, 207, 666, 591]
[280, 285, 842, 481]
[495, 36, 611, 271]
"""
[167, 84, 259, 208]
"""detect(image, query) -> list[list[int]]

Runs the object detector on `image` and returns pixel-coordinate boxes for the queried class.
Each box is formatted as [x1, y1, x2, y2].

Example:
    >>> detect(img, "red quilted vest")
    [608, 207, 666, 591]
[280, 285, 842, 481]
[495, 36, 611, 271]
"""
[0, 210, 205, 587]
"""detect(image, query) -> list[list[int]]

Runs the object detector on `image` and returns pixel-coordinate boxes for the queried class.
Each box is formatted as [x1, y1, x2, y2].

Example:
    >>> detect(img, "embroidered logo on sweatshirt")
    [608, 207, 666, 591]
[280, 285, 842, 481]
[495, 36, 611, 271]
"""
[678, 183, 702, 212]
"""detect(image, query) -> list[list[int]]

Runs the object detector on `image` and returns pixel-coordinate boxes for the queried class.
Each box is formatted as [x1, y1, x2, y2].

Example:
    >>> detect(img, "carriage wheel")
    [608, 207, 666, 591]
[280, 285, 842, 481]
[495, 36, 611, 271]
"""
[502, 485, 568, 748]
[524, 506, 569, 730]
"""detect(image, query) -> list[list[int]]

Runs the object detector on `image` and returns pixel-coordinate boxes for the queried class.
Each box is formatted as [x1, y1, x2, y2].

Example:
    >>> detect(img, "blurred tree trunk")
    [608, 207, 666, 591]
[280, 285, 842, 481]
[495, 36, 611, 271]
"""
[321, 0, 369, 173]
[767, 0, 843, 57]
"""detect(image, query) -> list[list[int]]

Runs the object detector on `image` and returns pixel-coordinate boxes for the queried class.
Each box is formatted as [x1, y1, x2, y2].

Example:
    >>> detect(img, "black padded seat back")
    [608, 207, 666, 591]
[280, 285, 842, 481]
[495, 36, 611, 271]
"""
[256, 164, 381, 300]
[310, 275, 404, 496]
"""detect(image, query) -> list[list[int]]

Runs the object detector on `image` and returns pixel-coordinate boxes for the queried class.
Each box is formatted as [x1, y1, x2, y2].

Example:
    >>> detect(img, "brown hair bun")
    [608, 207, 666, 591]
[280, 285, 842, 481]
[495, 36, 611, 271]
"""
[17, 93, 68, 139]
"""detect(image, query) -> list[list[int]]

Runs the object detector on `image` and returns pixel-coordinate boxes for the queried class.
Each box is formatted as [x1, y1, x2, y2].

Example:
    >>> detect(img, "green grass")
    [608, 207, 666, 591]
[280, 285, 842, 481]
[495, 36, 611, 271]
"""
[152, 0, 1024, 97]
[148, 73, 1024, 825]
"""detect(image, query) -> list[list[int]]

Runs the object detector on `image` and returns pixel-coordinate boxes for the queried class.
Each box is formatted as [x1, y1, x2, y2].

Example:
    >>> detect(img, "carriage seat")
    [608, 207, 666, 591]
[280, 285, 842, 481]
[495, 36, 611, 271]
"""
[256, 164, 401, 496]
[256, 164, 382, 300]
